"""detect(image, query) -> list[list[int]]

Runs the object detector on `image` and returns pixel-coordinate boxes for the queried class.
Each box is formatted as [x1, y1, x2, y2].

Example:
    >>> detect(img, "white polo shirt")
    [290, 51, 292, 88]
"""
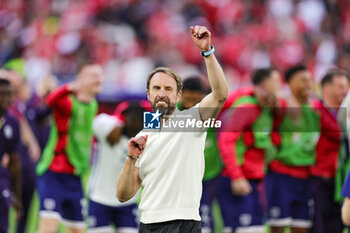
[135, 106, 207, 224]
[88, 113, 138, 207]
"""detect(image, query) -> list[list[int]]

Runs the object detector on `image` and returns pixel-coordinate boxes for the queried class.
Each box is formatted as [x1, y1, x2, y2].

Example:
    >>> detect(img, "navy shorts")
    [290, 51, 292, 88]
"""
[217, 176, 265, 233]
[309, 176, 343, 233]
[37, 170, 86, 228]
[265, 171, 312, 228]
[200, 177, 221, 232]
[88, 199, 138, 232]
[0, 177, 11, 233]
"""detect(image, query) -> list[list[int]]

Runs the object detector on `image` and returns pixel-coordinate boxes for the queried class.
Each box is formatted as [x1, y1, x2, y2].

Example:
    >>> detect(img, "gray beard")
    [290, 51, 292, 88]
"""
[151, 102, 176, 117]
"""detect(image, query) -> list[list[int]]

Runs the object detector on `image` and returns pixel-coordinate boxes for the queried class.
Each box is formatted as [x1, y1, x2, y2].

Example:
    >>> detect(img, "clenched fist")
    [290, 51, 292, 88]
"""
[190, 25, 211, 52]
[128, 135, 148, 158]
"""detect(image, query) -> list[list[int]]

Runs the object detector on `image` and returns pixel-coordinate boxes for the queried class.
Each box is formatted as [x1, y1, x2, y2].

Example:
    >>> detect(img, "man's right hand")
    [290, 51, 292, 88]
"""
[231, 178, 252, 196]
[128, 135, 148, 158]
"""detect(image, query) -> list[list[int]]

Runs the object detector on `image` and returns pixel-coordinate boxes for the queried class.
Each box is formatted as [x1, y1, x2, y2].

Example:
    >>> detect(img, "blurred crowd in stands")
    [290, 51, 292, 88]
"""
[1, 0, 350, 99]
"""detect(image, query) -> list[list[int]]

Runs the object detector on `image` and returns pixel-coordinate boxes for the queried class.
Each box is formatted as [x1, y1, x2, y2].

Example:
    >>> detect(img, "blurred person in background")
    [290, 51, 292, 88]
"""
[4, 59, 56, 233]
[266, 65, 320, 233]
[218, 68, 281, 233]
[0, 78, 21, 233]
[35, 63, 103, 233]
[87, 100, 151, 233]
[177, 77, 224, 233]
[32, 73, 59, 151]
[5, 69, 41, 162]
[2, 64, 43, 233]
[16, 74, 57, 233]
[309, 69, 349, 233]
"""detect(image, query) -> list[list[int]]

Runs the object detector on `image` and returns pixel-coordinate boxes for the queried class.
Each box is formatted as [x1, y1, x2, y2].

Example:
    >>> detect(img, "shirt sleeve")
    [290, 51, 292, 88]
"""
[93, 114, 124, 141]
[183, 104, 202, 120]
[45, 84, 73, 115]
[218, 104, 261, 180]
[181, 103, 207, 133]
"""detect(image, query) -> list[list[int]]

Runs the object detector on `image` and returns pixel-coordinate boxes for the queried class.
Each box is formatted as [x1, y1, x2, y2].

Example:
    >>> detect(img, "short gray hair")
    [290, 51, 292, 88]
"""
[146, 67, 183, 92]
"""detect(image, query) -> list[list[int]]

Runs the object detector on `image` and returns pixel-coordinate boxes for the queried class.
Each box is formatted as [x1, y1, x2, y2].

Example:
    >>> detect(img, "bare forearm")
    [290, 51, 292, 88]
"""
[204, 54, 228, 104]
[343, 198, 350, 226]
[199, 53, 228, 120]
[20, 118, 37, 146]
[20, 118, 40, 161]
[116, 158, 140, 202]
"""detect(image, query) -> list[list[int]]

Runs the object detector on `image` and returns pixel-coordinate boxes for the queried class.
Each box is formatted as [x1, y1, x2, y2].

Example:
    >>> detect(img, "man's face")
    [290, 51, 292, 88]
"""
[288, 70, 313, 101]
[0, 84, 13, 114]
[324, 75, 349, 106]
[255, 71, 281, 107]
[268, 70, 282, 94]
[80, 64, 104, 95]
[146, 72, 181, 116]
[181, 90, 204, 110]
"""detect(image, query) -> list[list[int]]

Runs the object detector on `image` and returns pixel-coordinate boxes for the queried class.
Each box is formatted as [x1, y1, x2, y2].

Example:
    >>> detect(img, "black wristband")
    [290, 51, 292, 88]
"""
[127, 154, 139, 160]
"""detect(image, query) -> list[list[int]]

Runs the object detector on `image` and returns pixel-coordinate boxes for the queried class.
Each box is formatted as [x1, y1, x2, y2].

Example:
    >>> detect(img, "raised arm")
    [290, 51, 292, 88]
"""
[19, 117, 41, 162]
[190, 25, 228, 121]
[46, 84, 71, 108]
[45, 81, 83, 114]
[116, 135, 147, 202]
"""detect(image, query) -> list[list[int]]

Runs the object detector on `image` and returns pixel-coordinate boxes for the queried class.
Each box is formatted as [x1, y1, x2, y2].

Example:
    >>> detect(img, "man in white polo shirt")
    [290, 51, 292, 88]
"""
[116, 25, 228, 233]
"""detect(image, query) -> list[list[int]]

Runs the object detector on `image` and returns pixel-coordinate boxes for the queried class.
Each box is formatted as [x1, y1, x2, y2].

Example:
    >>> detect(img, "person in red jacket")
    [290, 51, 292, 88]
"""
[218, 67, 281, 233]
[36, 64, 103, 233]
[310, 69, 349, 233]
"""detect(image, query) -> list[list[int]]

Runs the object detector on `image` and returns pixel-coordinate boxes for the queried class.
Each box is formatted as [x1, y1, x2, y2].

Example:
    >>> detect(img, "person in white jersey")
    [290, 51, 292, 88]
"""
[116, 25, 228, 233]
[88, 101, 150, 233]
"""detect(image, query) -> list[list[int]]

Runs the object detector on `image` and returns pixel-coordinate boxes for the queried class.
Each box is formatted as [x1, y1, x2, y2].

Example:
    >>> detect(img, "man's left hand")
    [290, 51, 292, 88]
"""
[190, 25, 211, 52]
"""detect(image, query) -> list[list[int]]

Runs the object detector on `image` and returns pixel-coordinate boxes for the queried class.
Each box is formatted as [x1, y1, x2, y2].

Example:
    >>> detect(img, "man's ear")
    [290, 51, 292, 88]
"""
[146, 89, 150, 101]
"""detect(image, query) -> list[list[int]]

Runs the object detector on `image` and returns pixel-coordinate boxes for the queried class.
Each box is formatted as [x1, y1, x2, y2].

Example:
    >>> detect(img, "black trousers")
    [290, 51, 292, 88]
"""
[139, 220, 202, 233]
